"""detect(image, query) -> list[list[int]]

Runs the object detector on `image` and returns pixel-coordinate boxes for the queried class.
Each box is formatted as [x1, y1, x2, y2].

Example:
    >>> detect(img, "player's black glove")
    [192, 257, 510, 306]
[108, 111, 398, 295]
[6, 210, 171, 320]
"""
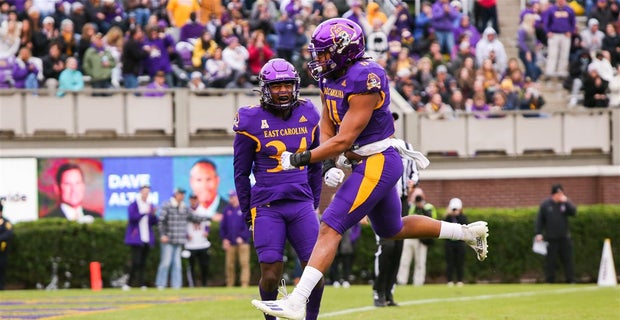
[322, 159, 336, 177]
[281, 150, 311, 170]
[244, 213, 253, 231]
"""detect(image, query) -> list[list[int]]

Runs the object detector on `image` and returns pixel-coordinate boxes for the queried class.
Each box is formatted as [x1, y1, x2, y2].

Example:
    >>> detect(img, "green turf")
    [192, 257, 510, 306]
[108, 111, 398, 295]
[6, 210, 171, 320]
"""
[0, 284, 618, 319]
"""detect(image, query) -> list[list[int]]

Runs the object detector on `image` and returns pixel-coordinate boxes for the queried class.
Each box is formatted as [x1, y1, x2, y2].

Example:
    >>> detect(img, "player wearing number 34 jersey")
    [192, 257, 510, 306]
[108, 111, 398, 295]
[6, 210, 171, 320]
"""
[232, 58, 325, 320]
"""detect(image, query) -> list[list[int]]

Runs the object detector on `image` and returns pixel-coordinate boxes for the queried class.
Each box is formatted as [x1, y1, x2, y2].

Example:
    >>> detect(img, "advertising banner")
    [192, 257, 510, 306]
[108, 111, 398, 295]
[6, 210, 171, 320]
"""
[37, 158, 104, 221]
[172, 155, 236, 216]
[0, 158, 38, 222]
[4, 154, 236, 222]
[103, 157, 174, 220]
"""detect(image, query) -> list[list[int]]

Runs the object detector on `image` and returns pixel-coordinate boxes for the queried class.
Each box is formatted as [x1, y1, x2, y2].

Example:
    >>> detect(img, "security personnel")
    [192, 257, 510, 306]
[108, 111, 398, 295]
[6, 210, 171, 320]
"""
[0, 202, 15, 290]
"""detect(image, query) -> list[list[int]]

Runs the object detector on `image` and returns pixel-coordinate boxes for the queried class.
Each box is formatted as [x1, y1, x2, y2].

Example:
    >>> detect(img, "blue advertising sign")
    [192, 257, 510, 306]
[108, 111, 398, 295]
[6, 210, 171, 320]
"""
[103, 157, 174, 220]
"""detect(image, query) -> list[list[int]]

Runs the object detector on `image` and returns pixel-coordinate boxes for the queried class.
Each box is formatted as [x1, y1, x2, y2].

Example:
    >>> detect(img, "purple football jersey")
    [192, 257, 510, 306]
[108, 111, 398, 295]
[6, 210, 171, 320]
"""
[233, 99, 322, 218]
[319, 59, 394, 147]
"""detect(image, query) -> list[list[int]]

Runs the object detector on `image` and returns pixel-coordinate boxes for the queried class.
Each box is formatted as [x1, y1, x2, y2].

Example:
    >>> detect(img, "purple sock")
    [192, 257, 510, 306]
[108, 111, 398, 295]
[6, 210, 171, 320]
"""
[259, 285, 278, 320]
[305, 282, 325, 320]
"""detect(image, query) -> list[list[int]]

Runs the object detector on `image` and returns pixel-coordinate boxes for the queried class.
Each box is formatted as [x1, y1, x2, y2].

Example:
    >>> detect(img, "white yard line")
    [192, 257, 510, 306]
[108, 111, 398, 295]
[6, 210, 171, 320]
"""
[319, 286, 603, 318]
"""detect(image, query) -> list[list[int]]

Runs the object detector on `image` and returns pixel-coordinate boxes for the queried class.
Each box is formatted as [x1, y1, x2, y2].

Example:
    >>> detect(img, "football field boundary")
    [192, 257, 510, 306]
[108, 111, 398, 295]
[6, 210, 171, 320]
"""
[319, 286, 602, 318]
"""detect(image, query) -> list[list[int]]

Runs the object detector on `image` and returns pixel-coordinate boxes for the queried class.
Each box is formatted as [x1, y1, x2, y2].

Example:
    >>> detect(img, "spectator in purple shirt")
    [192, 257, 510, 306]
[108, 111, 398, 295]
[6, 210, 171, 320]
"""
[13, 46, 39, 89]
[393, 1, 415, 33]
[0, 56, 15, 88]
[143, 23, 174, 86]
[431, 0, 459, 55]
[6, 0, 26, 13]
[219, 191, 251, 288]
[180, 12, 205, 42]
[519, 0, 546, 45]
[274, 13, 298, 62]
[100, 0, 124, 34]
[453, 15, 481, 52]
[543, 0, 575, 80]
[471, 93, 491, 118]
[144, 70, 169, 97]
[284, 0, 303, 18]
[342, 0, 365, 30]
[123, 184, 158, 290]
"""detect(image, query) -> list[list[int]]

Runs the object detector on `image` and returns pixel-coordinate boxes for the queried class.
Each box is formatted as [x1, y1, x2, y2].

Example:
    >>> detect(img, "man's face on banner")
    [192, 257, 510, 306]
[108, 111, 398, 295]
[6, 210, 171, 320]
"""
[189, 162, 220, 207]
[58, 168, 86, 208]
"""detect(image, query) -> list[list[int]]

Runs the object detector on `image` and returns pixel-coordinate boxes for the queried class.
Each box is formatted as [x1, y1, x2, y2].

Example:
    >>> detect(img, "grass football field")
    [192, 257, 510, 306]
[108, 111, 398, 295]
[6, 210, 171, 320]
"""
[1, 284, 618, 319]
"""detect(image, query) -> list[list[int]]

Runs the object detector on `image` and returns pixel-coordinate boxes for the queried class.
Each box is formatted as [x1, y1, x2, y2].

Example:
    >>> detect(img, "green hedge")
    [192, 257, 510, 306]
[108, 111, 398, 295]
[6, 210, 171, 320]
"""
[6, 205, 620, 289]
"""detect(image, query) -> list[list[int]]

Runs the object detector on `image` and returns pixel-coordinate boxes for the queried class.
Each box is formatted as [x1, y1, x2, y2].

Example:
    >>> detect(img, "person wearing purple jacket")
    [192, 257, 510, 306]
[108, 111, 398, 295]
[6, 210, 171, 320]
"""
[284, 0, 302, 18]
[179, 12, 205, 42]
[143, 24, 175, 86]
[431, 0, 459, 55]
[0, 56, 15, 89]
[274, 13, 299, 62]
[123, 185, 158, 290]
[219, 191, 251, 288]
[143, 70, 168, 97]
[100, 0, 124, 34]
[519, 0, 546, 45]
[392, 1, 415, 34]
[453, 16, 481, 52]
[543, 0, 575, 80]
[6, 0, 26, 13]
[233, 58, 324, 320]
[12, 47, 39, 89]
[342, 0, 366, 33]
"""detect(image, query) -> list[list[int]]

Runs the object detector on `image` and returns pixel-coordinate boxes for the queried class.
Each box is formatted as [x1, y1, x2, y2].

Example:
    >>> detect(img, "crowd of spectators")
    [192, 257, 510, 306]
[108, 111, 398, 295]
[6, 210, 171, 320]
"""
[0, 0, 618, 108]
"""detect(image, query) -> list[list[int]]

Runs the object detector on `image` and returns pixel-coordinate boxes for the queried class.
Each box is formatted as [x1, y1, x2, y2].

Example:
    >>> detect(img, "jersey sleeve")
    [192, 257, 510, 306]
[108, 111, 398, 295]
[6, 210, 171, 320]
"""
[348, 61, 386, 95]
[233, 105, 260, 134]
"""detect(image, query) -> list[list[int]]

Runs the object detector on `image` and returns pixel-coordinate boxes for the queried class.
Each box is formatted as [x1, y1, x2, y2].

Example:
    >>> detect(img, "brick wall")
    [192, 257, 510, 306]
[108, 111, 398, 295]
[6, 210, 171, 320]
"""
[419, 176, 620, 209]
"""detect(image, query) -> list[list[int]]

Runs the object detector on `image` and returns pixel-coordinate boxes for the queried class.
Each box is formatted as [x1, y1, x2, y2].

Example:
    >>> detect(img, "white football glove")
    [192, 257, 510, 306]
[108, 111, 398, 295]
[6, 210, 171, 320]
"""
[280, 151, 295, 170]
[336, 154, 352, 170]
[324, 167, 345, 187]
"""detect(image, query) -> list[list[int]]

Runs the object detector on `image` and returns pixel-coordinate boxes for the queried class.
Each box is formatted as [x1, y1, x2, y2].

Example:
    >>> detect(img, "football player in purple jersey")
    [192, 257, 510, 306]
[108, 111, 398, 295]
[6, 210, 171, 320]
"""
[233, 58, 324, 320]
[252, 18, 490, 320]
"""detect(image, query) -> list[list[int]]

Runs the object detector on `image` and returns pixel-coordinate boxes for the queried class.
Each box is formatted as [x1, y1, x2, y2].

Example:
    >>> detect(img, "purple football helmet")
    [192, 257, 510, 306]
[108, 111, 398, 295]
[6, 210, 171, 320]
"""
[308, 18, 366, 79]
[259, 58, 300, 111]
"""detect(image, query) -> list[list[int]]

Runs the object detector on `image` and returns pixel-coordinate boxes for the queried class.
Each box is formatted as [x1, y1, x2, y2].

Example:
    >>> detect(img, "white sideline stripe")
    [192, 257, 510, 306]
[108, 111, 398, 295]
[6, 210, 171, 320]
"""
[319, 286, 602, 318]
